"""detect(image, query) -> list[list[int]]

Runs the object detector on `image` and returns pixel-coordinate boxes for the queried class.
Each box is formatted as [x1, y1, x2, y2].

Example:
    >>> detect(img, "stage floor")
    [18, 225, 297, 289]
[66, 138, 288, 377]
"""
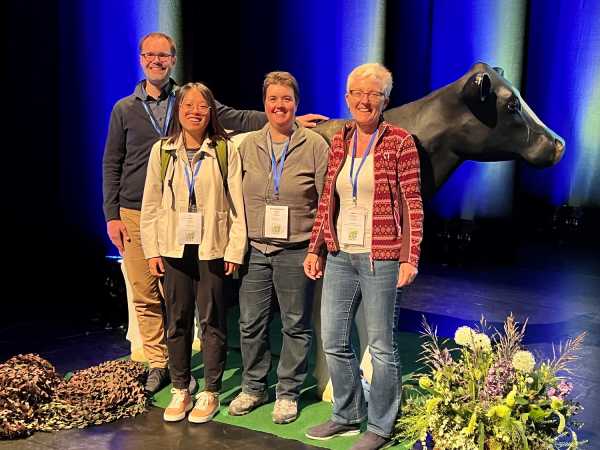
[2, 241, 598, 450]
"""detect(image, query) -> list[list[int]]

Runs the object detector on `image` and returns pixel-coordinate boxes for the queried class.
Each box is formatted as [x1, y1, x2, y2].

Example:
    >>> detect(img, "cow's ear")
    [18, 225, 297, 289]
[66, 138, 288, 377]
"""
[493, 66, 505, 77]
[462, 72, 492, 103]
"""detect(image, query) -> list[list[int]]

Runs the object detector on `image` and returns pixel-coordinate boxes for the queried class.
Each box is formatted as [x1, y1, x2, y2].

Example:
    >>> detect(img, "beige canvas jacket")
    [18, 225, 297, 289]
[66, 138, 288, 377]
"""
[140, 134, 247, 264]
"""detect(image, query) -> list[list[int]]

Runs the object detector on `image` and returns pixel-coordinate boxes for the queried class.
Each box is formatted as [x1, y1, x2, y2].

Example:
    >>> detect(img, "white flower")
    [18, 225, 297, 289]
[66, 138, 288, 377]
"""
[454, 326, 476, 346]
[512, 350, 536, 372]
[473, 333, 492, 352]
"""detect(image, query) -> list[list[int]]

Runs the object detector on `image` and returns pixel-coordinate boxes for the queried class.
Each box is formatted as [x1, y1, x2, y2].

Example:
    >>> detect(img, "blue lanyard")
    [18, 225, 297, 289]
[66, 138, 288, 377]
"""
[269, 134, 290, 198]
[349, 129, 378, 203]
[184, 157, 203, 198]
[142, 91, 175, 137]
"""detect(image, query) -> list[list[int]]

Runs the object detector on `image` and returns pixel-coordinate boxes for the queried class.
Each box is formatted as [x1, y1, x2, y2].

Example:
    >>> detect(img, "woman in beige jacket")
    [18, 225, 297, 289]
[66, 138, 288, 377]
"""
[140, 82, 246, 424]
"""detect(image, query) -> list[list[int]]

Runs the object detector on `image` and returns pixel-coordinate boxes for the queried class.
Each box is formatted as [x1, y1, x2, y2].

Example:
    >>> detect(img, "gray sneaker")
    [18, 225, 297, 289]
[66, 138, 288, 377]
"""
[305, 419, 361, 440]
[145, 367, 170, 394]
[228, 391, 268, 416]
[272, 398, 298, 424]
[349, 431, 394, 450]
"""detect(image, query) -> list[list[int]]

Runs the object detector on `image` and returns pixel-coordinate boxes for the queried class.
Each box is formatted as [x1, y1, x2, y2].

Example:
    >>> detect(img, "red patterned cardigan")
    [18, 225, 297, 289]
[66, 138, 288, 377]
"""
[308, 120, 424, 267]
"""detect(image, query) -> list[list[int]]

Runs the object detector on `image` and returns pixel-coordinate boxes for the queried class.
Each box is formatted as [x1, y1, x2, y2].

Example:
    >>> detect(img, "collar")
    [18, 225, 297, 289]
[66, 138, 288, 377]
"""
[256, 121, 306, 153]
[134, 78, 177, 101]
[162, 134, 218, 160]
[342, 119, 392, 143]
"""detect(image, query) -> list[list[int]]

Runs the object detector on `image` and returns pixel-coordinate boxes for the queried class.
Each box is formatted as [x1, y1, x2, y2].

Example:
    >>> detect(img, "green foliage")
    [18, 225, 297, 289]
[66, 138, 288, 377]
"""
[394, 316, 587, 450]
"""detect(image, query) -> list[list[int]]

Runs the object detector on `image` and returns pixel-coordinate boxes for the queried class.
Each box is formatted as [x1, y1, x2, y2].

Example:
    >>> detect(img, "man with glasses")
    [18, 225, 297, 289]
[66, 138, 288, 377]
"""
[103, 32, 326, 395]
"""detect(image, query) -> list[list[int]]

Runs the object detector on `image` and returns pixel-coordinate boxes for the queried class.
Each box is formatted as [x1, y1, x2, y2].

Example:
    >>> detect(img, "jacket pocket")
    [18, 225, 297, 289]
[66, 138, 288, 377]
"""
[202, 210, 229, 256]
[157, 208, 177, 254]
[214, 211, 229, 250]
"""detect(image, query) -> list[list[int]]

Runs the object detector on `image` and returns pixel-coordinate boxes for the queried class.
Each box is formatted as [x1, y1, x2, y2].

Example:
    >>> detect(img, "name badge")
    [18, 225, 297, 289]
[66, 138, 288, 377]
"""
[340, 207, 367, 246]
[177, 211, 203, 245]
[264, 205, 289, 239]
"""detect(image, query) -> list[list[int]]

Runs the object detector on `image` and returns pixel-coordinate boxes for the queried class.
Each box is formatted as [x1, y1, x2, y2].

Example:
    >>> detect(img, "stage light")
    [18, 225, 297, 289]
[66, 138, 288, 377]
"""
[551, 205, 584, 243]
[435, 219, 476, 266]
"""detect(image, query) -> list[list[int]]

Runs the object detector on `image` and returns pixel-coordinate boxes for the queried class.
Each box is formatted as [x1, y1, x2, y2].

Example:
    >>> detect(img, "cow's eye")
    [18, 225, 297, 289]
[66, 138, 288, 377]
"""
[507, 98, 521, 113]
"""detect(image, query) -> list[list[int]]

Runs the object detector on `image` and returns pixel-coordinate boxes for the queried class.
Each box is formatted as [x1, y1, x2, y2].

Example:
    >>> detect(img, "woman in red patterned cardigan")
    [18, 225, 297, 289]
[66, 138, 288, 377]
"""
[303, 63, 423, 450]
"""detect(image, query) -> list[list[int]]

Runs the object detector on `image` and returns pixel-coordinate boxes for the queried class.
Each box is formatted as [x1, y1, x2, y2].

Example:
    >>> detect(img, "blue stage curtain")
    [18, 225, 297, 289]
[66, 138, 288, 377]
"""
[58, 0, 180, 254]
[422, 0, 527, 219]
[520, 0, 600, 207]
[277, 0, 386, 118]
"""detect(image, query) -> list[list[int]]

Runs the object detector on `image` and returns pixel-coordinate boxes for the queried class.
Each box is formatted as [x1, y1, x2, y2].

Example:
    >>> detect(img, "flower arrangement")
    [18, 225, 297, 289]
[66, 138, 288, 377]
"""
[395, 315, 587, 449]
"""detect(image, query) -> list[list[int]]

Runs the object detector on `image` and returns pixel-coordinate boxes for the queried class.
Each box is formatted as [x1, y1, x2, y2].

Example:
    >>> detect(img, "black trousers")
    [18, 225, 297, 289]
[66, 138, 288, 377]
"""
[163, 245, 227, 391]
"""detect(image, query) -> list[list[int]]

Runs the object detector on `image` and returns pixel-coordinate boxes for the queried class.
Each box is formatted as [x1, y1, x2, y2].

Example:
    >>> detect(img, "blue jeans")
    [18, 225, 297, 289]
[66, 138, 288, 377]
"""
[238, 246, 314, 399]
[321, 251, 402, 438]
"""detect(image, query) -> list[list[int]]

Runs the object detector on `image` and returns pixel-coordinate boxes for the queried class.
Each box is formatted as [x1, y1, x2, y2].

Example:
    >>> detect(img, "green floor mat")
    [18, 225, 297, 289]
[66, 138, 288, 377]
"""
[151, 311, 421, 450]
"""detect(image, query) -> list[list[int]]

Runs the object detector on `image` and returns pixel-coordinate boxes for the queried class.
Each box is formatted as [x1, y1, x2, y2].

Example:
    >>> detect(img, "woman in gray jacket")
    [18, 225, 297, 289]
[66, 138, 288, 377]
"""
[227, 72, 329, 424]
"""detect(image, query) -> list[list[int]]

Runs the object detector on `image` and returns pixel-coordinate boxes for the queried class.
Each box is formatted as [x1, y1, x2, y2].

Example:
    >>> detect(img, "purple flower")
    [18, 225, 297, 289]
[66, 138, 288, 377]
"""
[558, 381, 573, 396]
[548, 381, 573, 400]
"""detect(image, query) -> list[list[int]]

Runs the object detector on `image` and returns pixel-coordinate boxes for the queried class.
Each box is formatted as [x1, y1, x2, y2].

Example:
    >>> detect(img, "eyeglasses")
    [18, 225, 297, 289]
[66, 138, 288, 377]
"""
[141, 52, 174, 62]
[348, 90, 385, 101]
[181, 103, 211, 114]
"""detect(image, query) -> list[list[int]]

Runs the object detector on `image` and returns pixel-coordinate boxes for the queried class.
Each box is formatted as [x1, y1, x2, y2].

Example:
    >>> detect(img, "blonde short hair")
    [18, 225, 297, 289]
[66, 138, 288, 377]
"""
[346, 63, 393, 98]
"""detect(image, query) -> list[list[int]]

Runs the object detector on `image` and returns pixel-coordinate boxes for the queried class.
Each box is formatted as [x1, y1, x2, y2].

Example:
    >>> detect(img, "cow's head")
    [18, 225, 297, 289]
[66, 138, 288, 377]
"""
[456, 62, 564, 167]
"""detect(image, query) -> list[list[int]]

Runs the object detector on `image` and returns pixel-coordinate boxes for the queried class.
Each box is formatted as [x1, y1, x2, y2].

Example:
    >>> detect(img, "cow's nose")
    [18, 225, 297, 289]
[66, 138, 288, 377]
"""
[554, 138, 565, 161]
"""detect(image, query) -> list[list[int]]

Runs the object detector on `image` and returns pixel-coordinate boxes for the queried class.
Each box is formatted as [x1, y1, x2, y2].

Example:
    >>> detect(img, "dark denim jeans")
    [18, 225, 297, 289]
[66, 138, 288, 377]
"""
[238, 246, 314, 400]
[321, 251, 402, 438]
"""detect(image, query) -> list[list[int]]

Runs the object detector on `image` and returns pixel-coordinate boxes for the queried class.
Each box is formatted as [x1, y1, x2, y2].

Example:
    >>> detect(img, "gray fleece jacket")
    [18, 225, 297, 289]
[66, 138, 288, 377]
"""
[239, 123, 329, 251]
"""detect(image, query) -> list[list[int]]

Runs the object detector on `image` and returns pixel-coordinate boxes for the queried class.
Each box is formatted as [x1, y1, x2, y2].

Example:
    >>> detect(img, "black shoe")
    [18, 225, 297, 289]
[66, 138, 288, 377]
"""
[349, 431, 394, 450]
[145, 367, 170, 394]
[305, 419, 361, 440]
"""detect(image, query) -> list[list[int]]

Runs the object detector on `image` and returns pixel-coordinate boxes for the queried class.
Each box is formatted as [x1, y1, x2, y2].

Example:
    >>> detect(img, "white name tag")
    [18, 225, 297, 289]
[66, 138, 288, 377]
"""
[264, 205, 289, 239]
[340, 207, 367, 245]
[177, 212, 203, 245]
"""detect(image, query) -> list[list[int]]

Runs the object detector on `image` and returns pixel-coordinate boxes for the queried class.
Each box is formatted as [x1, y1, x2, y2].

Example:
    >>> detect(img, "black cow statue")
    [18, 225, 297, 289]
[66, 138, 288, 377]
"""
[314, 62, 565, 200]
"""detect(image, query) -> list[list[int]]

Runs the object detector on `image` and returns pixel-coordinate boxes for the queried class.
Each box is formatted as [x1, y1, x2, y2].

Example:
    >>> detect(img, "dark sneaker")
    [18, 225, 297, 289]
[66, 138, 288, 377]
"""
[228, 391, 269, 416]
[349, 431, 394, 450]
[305, 419, 361, 440]
[145, 367, 170, 394]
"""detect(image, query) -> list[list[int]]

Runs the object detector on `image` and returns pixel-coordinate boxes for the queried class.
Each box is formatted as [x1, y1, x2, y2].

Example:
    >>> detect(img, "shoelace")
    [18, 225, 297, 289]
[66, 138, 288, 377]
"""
[168, 388, 187, 407]
[195, 391, 217, 407]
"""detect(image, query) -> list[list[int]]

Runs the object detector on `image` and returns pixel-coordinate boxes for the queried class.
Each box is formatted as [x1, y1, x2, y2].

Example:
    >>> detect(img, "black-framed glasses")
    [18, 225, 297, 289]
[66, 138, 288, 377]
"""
[141, 52, 174, 62]
[348, 90, 385, 101]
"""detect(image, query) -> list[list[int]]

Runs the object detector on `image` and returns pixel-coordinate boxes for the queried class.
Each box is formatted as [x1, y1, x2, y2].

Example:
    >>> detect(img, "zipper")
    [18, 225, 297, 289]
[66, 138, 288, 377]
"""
[326, 137, 350, 251]
[369, 126, 386, 272]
